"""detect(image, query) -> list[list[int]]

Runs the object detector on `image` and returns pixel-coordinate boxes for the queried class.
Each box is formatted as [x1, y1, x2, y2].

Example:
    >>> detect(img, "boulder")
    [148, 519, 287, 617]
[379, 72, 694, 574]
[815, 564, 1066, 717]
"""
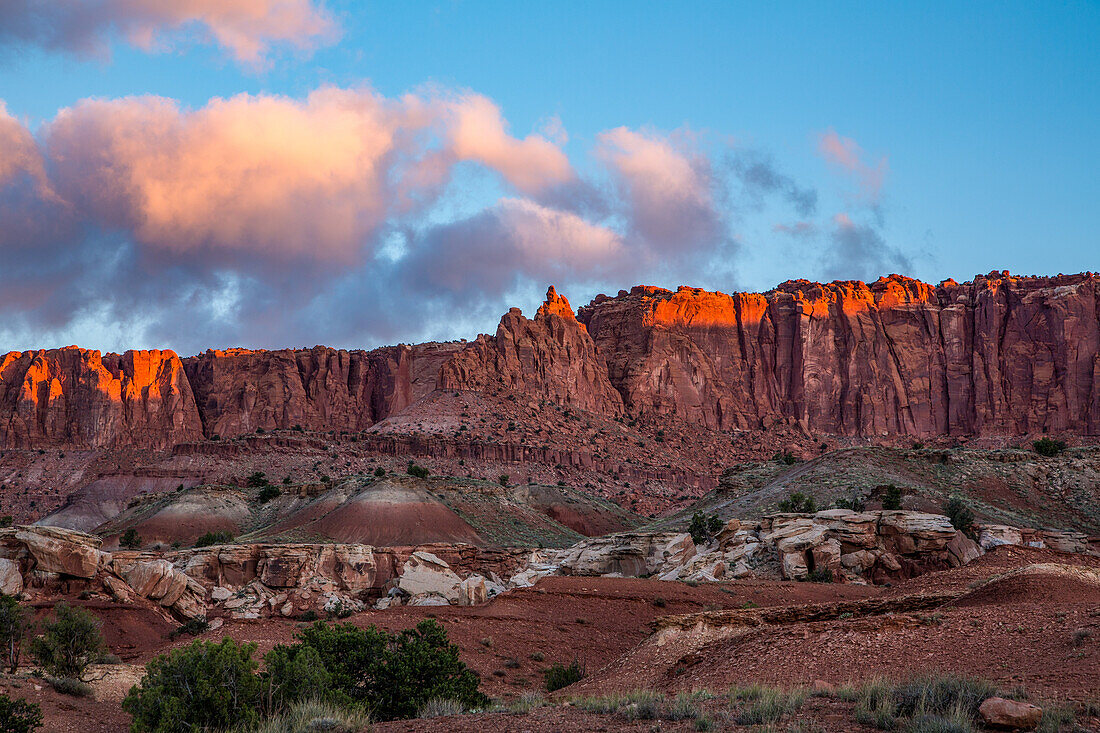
[0, 559, 22, 596]
[978, 525, 1024, 550]
[124, 560, 189, 604]
[813, 509, 878, 549]
[978, 697, 1042, 730]
[554, 533, 695, 577]
[946, 531, 983, 566]
[878, 512, 956, 553]
[458, 575, 488, 606]
[16, 526, 102, 578]
[841, 550, 877, 571]
[397, 551, 462, 602]
[1039, 530, 1090, 554]
[258, 547, 314, 588]
[810, 539, 842, 577]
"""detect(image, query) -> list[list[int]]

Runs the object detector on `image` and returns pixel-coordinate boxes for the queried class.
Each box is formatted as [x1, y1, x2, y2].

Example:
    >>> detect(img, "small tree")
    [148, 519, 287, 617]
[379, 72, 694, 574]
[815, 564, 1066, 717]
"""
[274, 619, 488, 721]
[773, 450, 798, 465]
[881, 485, 904, 510]
[543, 659, 585, 692]
[777, 491, 817, 514]
[260, 644, 331, 713]
[193, 531, 235, 548]
[0, 694, 41, 733]
[498, 474, 510, 487]
[1033, 437, 1067, 457]
[0, 595, 27, 673]
[123, 638, 262, 733]
[30, 603, 104, 679]
[942, 496, 975, 536]
[119, 528, 142, 550]
[257, 484, 281, 503]
[245, 471, 269, 488]
[688, 512, 723, 545]
[374, 467, 386, 478]
[407, 462, 430, 479]
[834, 494, 866, 512]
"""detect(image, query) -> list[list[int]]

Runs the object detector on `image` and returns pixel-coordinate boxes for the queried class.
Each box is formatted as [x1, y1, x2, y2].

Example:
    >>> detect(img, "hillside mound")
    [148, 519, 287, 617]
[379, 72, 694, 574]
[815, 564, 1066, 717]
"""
[956, 563, 1100, 606]
[94, 474, 644, 550]
[663, 445, 1100, 533]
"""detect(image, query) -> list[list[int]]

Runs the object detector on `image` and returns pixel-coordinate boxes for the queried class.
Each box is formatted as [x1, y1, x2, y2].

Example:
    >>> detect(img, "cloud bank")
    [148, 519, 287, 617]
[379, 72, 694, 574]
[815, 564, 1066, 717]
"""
[0, 87, 911, 353]
[0, 0, 337, 65]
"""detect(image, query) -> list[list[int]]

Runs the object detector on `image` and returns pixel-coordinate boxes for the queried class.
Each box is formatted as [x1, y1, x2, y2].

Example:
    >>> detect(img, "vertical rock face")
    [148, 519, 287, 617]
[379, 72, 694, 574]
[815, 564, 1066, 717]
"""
[439, 287, 625, 415]
[181, 343, 465, 437]
[1, 272, 1098, 446]
[0, 347, 202, 448]
[576, 272, 1100, 436]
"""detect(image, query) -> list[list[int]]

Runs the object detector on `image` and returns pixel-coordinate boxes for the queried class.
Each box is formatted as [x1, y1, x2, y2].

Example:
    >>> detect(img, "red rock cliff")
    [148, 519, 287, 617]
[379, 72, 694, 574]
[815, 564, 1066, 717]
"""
[0, 348, 203, 448]
[576, 272, 1100, 436]
[439, 287, 625, 415]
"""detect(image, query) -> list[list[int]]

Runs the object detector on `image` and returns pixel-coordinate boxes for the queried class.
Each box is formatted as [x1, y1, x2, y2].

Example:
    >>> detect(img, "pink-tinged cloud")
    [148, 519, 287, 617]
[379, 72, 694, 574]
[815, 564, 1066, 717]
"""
[0, 0, 338, 65]
[43, 88, 425, 263]
[595, 127, 726, 253]
[445, 95, 574, 194]
[0, 102, 45, 186]
[817, 128, 888, 201]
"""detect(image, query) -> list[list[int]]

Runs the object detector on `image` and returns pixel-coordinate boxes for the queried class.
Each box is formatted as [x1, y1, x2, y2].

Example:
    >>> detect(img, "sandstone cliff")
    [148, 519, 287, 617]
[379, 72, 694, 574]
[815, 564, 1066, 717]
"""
[0, 348, 202, 448]
[577, 272, 1100, 436]
[439, 286, 624, 415]
[2, 272, 1098, 447]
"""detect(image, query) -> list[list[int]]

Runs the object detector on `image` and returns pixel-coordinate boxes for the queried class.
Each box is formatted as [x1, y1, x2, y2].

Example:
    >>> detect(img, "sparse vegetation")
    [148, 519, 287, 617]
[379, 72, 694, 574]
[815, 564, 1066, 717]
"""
[0, 594, 28, 673]
[44, 675, 92, 697]
[119, 527, 142, 549]
[407, 462, 430, 479]
[835, 494, 866, 512]
[544, 659, 585, 692]
[123, 638, 263, 732]
[778, 491, 817, 514]
[1033, 437, 1067, 457]
[194, 530, 235, 547]
[774, 449, 798, 465]
[688, 511, 723, 545]
[853, 674, 995, 731]
[266, 619, 488, 721]
[942, 496, 975, 535]
[169, 617, 210, 639]
[417, 697, 465, 718]
[29, 602, 104, 680]
[241, 697, 368, 733]
[499, 474, 510, 486]
[0, 693, 41, 732]
[881, 484, 904, 510]
[258, 484, 282, 503]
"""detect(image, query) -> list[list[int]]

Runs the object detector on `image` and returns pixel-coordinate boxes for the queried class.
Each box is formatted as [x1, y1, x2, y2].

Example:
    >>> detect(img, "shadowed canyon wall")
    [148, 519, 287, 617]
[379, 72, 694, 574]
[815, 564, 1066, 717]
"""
[2, 272, 1098, 448]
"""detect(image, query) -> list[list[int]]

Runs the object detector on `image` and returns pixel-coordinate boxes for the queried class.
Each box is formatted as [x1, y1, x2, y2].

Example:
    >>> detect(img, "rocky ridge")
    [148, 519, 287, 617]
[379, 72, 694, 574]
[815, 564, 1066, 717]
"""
[2, 272, 1099, 449]
[2, 509, 1091, 625]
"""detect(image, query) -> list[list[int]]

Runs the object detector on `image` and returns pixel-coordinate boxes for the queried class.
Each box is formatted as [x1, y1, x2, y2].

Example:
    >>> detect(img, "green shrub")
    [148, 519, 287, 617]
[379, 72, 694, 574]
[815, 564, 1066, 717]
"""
[374, 467, 386, 478]
[543, 659, 585, 692]
[1033, 437, 1067, 457]
[835, 494, 866, 512]
[257, 484, 282, 504]
[45, 675, 92, 697]
[407, 463, 430, 479]
[688, 511, 723, 545]
[942, 497, 975, 535]
[120, 528, 142, 549]
[246, 471, 269, 488]
[778, 491, 817, 514]
[194, 531, 235, 548]
[774, 450, 798, 465]
[0, 694, 42, 732]
[270, 619, 488, 721]
[498, 474, 510, 487]
[0, 594, 28, 673]
[261, 644, 331, 713]
[123, 638, 263, 733]
[807, 567, 834, 583]
[30, 603, 104, 679]
[881, 485, 904, 510]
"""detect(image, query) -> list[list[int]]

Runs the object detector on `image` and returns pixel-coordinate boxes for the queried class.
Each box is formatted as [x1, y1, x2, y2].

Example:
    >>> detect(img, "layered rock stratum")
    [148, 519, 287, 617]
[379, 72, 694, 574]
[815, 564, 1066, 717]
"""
[2, 272, 1098, 448]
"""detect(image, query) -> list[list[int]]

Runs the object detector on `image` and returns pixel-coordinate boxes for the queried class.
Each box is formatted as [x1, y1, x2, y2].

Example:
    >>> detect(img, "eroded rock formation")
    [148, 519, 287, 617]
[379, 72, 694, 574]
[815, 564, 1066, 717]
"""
[577, 272, 1100, 436]
[2, 272, 1098, 447]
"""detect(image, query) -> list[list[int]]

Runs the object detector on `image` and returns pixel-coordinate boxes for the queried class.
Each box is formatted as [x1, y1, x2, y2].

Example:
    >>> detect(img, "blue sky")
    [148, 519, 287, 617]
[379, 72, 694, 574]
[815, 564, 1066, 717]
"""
[0, 1, 1097, 352]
